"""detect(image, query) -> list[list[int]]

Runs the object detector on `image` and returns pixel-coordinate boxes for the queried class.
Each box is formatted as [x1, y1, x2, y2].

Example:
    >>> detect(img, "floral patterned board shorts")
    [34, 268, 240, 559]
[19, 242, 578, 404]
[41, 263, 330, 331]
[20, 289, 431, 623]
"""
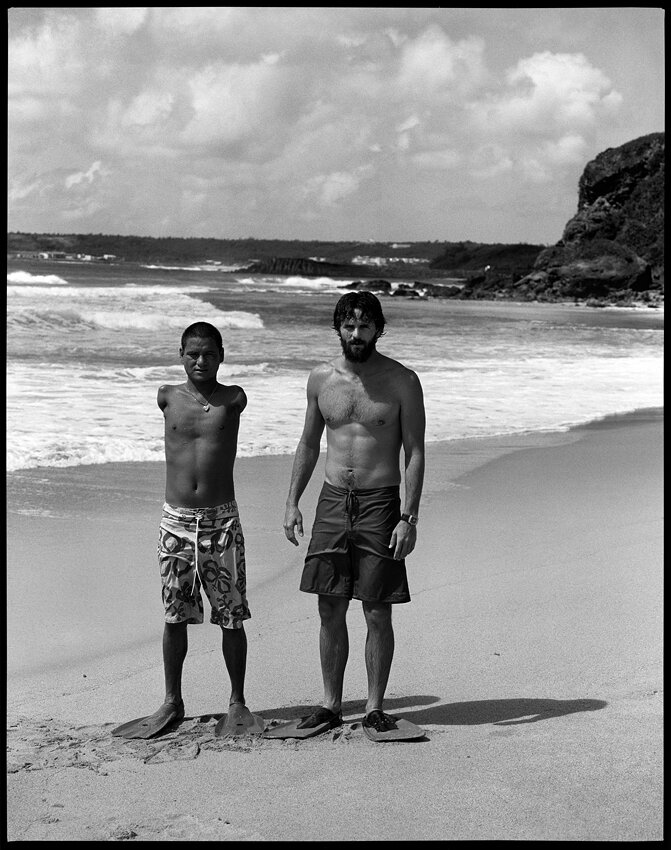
[158, 502, 251, 629]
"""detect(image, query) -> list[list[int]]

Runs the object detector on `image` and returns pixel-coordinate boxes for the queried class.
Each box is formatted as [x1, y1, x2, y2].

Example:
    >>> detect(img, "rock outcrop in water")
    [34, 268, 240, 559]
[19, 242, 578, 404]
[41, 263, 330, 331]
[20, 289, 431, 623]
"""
[242, 256, 360, 276]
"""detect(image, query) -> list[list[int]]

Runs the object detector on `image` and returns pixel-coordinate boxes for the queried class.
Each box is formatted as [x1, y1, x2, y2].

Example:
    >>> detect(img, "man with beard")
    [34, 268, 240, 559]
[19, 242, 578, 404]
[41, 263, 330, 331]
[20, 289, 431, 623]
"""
[282, 291, 425, 740]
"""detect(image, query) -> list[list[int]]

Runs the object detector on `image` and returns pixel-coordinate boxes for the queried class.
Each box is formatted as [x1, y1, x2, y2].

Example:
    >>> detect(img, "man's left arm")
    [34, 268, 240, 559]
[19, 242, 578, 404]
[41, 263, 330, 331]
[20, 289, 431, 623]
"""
[389, 370, 426, 560]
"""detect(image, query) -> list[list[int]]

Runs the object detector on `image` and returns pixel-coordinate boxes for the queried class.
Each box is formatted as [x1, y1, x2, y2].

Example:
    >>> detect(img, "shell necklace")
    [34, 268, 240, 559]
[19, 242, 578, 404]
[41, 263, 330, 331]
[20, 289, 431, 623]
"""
[184, 383, 218, 412]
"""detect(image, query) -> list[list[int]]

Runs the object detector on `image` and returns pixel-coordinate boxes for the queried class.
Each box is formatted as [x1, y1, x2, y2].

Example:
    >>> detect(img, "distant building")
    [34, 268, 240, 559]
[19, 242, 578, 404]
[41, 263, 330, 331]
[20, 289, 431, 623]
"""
[351, 255, 430, 266]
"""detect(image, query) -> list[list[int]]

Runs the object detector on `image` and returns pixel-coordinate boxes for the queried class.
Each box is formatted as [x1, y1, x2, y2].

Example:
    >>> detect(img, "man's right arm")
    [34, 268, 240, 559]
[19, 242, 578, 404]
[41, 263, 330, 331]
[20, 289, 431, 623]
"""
[284, 367, 326, 546]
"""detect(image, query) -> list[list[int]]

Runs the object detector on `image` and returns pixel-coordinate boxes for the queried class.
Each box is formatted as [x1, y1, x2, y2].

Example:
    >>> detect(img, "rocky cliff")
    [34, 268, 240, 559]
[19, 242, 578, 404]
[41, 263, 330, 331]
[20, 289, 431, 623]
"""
[468, 133, 664, 306]
[345, 134, 664, 307]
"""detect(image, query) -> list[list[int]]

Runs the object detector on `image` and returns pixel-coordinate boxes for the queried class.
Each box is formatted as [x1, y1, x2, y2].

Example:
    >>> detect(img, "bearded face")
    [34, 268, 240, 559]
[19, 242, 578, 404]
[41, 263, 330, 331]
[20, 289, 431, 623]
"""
[337, 308, 380, 363]
[339, 333, 377, 362]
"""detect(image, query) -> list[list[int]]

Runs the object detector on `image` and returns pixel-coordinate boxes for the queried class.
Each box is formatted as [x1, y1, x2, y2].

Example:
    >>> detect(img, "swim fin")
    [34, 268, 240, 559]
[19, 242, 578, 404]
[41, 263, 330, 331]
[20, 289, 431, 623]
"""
[215, 703, 266, 738]
[362, 710, 425, 742]
[263, 707, 343, 740]
[111, 701, 185, 739]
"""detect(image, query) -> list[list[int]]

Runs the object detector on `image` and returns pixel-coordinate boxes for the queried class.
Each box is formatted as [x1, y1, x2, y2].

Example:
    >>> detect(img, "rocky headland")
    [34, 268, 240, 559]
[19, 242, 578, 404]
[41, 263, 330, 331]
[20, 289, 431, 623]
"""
[347, 133, 665, 307]
[504, 132, 664, 307]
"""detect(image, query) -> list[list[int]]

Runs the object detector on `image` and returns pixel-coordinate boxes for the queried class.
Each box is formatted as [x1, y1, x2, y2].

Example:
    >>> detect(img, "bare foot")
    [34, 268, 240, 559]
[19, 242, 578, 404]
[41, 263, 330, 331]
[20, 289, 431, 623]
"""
[111, 699, 185, 739]
[227, 702, 251, 722]
[215, 703, 264, 737]
[152, 700, 185, 722]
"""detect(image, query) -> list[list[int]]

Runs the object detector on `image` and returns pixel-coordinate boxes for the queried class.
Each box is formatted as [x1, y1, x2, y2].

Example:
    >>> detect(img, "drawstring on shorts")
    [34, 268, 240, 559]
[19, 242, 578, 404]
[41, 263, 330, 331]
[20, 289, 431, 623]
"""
[190, 508, 238, 596]
[345, 490, 360, 522]
[192, 512, 202, 596]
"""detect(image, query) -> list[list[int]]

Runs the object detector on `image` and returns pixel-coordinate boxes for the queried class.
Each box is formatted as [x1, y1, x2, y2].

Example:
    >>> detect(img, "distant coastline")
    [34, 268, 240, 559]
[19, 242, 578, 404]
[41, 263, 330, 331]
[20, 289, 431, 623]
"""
[7, 234, 662, 309]
[6, 231, 543, 281]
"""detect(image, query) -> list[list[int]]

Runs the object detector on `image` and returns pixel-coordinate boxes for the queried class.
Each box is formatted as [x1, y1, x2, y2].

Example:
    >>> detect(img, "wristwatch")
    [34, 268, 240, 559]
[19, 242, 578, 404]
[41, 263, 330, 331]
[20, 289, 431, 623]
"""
[400, 513, 419, 526]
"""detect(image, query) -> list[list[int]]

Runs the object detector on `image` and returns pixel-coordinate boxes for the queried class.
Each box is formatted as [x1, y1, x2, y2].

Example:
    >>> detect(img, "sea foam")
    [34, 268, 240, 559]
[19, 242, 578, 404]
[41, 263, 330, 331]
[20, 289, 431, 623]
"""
[7, 270, 69, 285]
[6, 261, 663, 472]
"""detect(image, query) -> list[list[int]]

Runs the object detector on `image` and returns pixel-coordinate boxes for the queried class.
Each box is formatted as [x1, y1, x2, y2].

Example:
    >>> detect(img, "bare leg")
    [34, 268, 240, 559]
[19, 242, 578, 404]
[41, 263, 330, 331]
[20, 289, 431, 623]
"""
[163, 621, 188, 707]
[222, 624, 248, 706]
[318, 595, 350, 714]
[362, 602, 394, 716]
[110, 621, 187, 737]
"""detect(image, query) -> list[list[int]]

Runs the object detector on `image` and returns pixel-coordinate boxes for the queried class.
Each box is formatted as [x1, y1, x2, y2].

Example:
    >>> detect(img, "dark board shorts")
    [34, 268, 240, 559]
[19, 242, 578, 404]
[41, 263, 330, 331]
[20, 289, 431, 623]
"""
[300, 482, 411, 604]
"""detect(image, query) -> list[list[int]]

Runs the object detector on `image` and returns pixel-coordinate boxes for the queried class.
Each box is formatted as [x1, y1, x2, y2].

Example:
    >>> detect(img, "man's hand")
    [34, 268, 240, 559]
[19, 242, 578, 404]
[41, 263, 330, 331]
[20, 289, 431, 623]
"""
[284, 504, 304, 546]
[388, 520, 417, 560]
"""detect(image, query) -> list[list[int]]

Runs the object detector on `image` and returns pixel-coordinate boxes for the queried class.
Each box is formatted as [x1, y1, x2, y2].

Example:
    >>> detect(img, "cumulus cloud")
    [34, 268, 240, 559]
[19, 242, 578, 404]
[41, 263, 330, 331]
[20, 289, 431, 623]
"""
[458, 50, 624, 186]
[122, 89, 175, 128]
[7, 7, 659, 242]
[180, 61, 291, 148]
[510, 134, 590, 183]
[396, 115, 421, 134]
[65, 161, 104, 190]
[397, 25, 487, 97]
[8, 178, 42, 202]
[543, 134, 589, 166]
[8, 13, 86, 109]
[304, 166, 374, 207]
[473, 51, 621, 133]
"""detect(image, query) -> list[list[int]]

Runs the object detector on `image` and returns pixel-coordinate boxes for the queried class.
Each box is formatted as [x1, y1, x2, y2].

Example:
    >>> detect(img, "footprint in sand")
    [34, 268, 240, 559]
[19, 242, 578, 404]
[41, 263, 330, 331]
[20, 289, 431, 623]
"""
[143, 741, 201, 763]
[6, 714, 276, 775]
[105, 813, 266, 841]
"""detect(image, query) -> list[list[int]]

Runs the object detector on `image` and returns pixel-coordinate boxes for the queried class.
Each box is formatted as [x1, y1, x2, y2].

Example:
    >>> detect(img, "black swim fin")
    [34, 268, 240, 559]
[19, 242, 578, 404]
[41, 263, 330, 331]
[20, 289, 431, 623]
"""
[111, 702, 185, 739]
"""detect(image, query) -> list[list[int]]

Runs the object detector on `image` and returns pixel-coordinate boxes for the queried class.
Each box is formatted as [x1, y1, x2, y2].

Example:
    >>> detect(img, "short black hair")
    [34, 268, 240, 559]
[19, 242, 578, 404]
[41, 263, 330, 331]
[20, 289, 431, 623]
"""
[181, 322, 223, 352]
[332, 291, 386, 336]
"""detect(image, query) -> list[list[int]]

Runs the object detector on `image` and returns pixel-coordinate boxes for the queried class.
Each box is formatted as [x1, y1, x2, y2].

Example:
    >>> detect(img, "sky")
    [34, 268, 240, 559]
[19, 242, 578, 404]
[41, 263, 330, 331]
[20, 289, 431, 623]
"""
[7, 7, 665, 245]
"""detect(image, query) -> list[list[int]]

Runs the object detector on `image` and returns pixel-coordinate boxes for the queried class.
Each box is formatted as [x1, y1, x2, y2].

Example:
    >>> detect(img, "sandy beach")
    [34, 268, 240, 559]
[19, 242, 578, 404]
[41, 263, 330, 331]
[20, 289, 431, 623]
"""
[6, 410, 663, 841]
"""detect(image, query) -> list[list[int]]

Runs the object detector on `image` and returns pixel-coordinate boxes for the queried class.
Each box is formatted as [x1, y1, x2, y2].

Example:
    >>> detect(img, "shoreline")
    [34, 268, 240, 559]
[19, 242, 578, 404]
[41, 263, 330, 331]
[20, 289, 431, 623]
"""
[6, 404, 664, 489]
[7, 405, 663, 840]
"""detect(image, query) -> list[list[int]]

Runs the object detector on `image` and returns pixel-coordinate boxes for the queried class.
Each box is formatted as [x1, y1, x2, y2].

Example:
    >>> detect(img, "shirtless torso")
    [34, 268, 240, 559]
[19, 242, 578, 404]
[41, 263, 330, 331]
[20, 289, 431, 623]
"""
[158, 381, 247, 507]
[314, 355, 412, 490]
[284, 326, 425, 555]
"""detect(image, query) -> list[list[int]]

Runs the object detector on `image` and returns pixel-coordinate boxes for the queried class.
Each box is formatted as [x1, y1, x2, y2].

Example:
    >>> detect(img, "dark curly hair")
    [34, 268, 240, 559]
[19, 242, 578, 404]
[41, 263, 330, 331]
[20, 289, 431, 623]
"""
[332, 291, 386, 336]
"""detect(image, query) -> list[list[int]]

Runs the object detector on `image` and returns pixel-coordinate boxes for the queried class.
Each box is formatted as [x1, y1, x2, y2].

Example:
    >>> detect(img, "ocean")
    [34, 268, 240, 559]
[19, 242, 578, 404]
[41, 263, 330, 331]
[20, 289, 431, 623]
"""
[7, 258, 664, 473]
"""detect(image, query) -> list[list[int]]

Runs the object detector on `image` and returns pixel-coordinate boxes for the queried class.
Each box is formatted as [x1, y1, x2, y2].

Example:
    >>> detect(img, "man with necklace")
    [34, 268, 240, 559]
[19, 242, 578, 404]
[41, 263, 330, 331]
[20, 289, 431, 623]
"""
[113, 321, 261, 739]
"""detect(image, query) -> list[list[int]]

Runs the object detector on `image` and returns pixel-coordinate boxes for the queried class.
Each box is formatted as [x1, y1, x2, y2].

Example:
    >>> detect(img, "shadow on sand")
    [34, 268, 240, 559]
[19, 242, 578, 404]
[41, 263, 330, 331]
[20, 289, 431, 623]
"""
[251, 695, 608, 726]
